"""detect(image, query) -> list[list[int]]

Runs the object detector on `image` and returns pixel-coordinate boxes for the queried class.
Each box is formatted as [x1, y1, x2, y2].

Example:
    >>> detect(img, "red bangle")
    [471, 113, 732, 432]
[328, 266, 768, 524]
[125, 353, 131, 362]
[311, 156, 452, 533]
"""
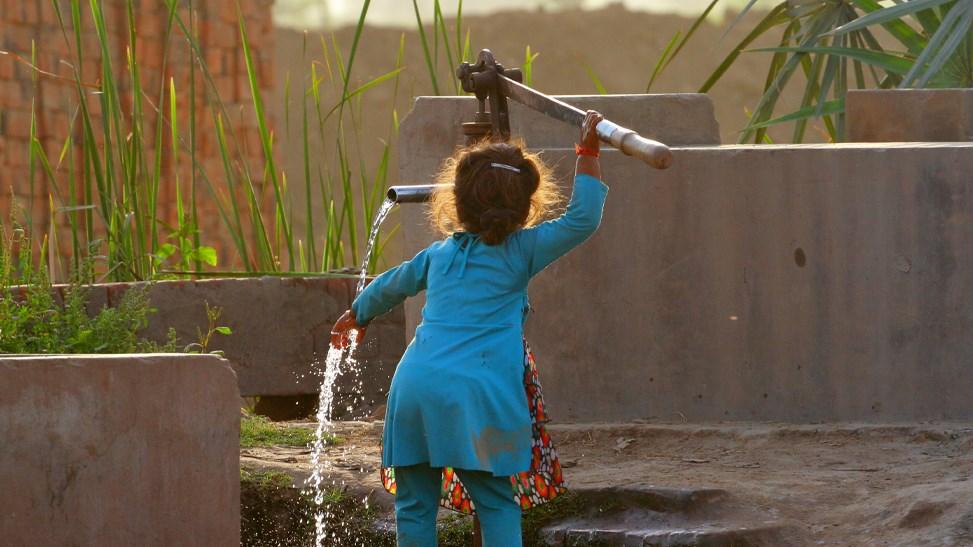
[575, 143, 599, 157]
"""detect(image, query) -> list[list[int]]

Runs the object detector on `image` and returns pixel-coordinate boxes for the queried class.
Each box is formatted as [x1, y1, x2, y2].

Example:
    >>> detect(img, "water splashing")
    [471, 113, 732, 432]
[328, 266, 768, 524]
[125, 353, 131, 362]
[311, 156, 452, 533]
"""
[309, 333, 357, 546]
[309, 197, 395, 546]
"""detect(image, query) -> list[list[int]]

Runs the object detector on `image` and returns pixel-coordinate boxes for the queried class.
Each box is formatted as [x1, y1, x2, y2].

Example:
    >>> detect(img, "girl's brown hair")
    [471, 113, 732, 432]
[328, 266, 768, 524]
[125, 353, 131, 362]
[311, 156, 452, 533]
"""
[428, 140, 562, 245]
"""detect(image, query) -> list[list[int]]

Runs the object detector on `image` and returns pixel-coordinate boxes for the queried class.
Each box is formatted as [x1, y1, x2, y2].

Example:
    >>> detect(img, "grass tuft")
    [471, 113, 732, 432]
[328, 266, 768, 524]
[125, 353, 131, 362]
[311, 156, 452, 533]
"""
[240, 411, 332, 448]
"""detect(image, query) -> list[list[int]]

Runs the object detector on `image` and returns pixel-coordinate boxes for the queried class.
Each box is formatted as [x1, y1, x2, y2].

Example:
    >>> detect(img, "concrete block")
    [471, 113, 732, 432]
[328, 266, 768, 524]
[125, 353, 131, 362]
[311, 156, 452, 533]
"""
[84, 276, 406, 403]
[397, 95, 973, 423]
[847, 89, 973, 142]
[0, 354, 240, 546]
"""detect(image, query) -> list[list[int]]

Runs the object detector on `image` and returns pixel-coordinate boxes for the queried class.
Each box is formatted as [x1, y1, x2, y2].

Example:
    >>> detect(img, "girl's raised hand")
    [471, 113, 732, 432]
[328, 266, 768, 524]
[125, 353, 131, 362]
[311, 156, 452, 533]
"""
[331, 309, 366, 349]
[576, 110, 604, 180]
[580, 110, 604, 153]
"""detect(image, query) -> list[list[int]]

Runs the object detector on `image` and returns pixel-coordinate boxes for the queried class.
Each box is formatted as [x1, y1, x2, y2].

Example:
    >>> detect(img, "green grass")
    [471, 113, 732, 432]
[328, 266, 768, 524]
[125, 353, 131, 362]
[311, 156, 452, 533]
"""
[240, 411, 335, 449]
[240, 467, 294, 490]
[437, 513, 475, 545]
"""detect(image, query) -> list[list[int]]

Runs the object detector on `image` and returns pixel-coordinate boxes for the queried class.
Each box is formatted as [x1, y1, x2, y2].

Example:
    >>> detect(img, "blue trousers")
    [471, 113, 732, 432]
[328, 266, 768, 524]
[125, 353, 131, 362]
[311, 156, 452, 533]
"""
[394, 463, 522, 547]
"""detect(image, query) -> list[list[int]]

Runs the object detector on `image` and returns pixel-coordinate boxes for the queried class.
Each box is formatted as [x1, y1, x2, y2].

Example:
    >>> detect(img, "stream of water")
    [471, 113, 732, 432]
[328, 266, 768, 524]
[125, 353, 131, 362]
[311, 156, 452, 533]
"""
[357, 199, 397, 296]
[308, 198, 396, 546]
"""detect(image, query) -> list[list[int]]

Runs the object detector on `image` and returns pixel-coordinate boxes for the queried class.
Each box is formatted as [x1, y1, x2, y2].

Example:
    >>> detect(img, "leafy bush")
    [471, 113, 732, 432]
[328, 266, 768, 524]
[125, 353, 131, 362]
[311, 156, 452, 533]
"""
[0, 223, 176, 354]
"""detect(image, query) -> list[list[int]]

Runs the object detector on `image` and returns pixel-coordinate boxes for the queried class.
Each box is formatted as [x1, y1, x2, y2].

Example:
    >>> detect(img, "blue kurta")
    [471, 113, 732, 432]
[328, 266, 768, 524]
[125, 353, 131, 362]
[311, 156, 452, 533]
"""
[352, 174, 608, 477]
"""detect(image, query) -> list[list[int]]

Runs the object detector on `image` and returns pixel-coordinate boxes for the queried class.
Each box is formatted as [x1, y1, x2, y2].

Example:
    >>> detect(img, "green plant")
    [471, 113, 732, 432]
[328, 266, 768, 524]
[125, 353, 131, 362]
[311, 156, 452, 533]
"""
[183, 301, 231, 354]
[7, 0, 473, 280]
[281, 10, 406, 273]
[522, 45, 540, 87]
[0, 220, 177, 354]
[412, 0, 471, 95]
[583, 62, 609, 95]
[659, 0, 973, 143]
[241, 467, 295, 489]
[240, 410, 335, 448]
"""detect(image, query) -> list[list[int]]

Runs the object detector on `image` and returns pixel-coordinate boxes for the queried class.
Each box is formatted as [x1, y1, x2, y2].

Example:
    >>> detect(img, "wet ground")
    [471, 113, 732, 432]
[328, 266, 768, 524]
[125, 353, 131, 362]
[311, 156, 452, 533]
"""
[243, 420, 973, 545]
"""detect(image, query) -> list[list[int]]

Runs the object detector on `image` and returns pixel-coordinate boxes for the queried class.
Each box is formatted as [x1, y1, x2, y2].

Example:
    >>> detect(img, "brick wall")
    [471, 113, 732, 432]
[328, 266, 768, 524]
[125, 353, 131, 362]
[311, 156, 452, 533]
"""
[0, 0, 274, 268]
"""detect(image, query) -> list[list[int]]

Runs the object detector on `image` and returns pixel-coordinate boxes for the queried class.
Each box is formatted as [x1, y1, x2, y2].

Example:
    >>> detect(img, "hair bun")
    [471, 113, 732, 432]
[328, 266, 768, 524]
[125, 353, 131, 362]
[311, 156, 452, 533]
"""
[480, 208, 517, 227]
[479, 208, 519, 245]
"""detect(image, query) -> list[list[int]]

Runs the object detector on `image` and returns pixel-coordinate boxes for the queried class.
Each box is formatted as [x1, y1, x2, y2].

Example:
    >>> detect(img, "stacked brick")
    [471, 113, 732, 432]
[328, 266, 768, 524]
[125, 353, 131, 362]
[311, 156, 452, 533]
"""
[0, 0, 274, 272]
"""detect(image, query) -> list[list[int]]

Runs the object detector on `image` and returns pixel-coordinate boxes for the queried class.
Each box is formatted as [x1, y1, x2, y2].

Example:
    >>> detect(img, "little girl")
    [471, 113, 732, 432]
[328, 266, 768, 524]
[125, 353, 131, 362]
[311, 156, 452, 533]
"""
[331, 110, 608, 546]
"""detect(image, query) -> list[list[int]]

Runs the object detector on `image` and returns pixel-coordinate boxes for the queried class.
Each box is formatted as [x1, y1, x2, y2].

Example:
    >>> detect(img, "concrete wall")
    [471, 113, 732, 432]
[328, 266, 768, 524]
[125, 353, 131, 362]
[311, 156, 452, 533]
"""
[397, 94, 973, 423]
[847, 89, 973, 142]
[0, 354, 240, 545]
[83, 276, 405, 410]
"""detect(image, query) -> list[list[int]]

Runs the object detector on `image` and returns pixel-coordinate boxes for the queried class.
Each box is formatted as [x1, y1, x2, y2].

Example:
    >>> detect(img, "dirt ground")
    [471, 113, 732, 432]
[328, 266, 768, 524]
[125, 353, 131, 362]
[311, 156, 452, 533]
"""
[243, 420, 973, 546]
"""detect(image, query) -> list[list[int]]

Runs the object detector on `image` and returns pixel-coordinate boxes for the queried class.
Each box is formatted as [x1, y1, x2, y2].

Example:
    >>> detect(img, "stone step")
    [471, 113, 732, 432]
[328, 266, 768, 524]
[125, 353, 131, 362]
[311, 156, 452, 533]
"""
[566, 485, 729, 514]
[541, 523, 793, 547]
[537, 485, 803, 546]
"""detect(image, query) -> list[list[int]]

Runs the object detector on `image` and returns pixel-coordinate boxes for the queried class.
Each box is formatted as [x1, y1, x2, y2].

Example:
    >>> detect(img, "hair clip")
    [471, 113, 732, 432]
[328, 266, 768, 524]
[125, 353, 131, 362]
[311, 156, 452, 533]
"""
[490, 162, 521, 173]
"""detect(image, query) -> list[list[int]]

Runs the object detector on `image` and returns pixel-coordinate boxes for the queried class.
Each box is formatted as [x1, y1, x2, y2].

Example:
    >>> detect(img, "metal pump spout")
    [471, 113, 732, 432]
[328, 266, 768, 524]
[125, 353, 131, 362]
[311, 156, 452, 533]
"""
[386, 184, 450, 204]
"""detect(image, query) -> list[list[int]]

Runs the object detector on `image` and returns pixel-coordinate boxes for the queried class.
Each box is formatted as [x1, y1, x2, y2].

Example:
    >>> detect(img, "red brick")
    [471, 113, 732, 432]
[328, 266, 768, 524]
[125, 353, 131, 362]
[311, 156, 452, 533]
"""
[0, 79, 20, 107]
[39, 1, 59, 26]
[44, 110, 69, 136]
[240, 0, 271, 17]
[216, 1, 238, 23]
[135, 38, 163, 69]
[6, 139, 30, 167]
[3, 109, 33, 138]
[77, 59, 98, 79]
[136, 8, 160, 33]
[209, 21, 239, 49]
[5, 26, 33, 52]
[4, 1, 24, 23]
[243, 126, 264, 157]
[255, 54, 272, 89]
[0, 56, 17, 80]
[38, 79, 71, 108]
[204, 48, 225, 74]
[210, 76, 234, 102]
[236, 74, 254, 102]
[23, 1, 39, 24]
[80, 34, 102, 55]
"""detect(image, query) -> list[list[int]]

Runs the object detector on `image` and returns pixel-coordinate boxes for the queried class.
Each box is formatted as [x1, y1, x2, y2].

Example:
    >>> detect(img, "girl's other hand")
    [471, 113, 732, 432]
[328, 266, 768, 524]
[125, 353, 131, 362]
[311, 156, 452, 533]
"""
[331, 309, 366, 349]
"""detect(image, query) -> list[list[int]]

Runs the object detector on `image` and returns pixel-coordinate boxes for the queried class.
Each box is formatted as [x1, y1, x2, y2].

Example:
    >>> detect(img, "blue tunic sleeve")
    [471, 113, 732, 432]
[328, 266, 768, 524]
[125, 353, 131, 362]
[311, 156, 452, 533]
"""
[515, 173, 609, 277]
[352, 245, 433, 325]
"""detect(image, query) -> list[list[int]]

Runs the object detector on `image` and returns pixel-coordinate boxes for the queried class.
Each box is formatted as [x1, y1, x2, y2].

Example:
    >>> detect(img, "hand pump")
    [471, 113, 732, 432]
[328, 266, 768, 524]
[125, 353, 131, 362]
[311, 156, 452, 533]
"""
[388, 49, 673, 203]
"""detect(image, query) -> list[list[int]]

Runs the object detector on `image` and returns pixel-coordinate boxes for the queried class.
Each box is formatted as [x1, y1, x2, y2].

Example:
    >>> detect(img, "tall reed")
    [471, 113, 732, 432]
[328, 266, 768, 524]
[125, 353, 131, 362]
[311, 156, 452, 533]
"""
[6, 0, 471, 281]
